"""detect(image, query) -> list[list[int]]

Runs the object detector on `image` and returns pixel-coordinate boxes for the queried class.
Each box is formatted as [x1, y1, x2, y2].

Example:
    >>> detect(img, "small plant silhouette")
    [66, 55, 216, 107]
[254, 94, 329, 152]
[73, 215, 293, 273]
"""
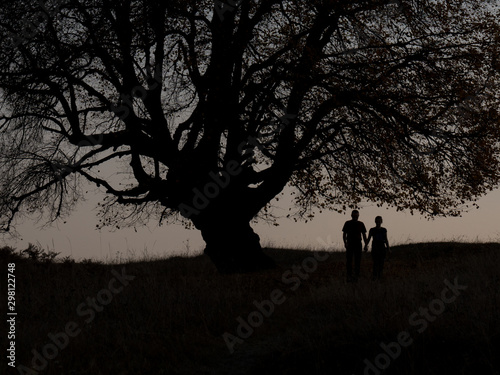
[21, 243, 60, 263]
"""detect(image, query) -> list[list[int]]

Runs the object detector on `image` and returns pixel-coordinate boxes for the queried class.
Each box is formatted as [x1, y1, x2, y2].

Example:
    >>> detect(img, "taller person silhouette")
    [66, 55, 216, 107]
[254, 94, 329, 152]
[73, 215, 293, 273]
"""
[342, 210, 367, 282]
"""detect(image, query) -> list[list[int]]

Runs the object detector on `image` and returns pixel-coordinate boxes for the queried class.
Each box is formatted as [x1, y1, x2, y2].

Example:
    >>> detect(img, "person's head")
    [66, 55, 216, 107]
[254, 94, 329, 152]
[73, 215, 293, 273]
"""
[375, 216, 383, 226]
[351, 210, 359, 221]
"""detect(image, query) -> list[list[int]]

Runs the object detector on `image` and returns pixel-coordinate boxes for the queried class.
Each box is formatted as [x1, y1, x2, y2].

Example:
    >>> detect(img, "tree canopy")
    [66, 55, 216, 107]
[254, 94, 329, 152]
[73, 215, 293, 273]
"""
[1, 0, 499, 272]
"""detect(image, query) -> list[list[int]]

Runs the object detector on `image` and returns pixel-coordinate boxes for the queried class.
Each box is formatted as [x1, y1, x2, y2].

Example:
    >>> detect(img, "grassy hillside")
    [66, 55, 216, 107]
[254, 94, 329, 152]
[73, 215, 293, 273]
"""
[1, 242, 499, 375]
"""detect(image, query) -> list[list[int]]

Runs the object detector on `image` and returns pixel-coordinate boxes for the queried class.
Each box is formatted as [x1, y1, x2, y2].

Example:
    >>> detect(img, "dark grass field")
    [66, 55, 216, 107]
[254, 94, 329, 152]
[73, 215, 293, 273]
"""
[1, 242, 499, 375]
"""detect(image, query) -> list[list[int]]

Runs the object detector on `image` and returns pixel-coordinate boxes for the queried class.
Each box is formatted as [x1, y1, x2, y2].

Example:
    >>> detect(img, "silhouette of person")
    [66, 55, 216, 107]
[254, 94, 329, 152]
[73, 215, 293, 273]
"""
[365, 216, 390, 280]
[342, 210, 367, 282]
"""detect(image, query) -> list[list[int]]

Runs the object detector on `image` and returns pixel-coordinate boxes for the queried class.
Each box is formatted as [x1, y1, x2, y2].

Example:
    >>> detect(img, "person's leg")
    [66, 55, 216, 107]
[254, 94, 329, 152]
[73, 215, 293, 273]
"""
[346, 247, 353, 281]
[372, 247, 383, 280]
[354, 245, 362, 280]
[379, 251, 386, 278]
[375, 258, 382, 279]
[372, 251, 378, 280]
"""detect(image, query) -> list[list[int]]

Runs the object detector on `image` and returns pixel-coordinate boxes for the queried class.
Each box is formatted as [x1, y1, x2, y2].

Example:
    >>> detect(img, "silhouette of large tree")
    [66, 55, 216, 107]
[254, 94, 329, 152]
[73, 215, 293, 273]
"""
[1, 0, 499, 272]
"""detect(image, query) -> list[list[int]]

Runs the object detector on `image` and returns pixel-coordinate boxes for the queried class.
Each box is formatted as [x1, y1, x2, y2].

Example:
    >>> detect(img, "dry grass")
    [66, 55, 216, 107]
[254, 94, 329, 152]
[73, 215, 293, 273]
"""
[1, 242, 499, 374]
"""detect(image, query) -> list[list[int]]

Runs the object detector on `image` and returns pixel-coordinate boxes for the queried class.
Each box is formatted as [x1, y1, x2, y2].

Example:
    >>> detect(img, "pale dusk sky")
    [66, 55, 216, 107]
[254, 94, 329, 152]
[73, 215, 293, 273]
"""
[2, 183, 499, 261]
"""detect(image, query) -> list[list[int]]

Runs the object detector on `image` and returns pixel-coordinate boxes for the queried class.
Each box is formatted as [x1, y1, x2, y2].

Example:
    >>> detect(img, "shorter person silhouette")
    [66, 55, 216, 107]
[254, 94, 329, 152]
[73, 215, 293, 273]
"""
[365, 216, 390, 280]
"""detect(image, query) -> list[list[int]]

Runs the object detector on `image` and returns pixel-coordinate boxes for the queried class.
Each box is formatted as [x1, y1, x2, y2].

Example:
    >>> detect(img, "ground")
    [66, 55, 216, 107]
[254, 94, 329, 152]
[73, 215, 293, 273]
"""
[1, 242, 499, 374]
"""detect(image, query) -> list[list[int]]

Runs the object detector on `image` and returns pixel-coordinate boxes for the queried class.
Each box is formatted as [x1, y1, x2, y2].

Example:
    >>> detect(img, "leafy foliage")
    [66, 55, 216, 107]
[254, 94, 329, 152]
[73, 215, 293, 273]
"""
[0, 0, 499, 234]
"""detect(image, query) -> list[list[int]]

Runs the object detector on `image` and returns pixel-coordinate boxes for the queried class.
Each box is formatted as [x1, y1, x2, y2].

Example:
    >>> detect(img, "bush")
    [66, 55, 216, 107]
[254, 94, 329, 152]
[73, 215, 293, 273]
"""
[21, 243, 60, 263]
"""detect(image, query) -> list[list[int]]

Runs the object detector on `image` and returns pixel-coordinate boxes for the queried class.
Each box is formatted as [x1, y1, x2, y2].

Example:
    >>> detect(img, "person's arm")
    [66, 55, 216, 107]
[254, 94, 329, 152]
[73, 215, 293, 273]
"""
[384, 230, 390, 254]
[342, 222, 349, 248]
[364, 231, 371, 252]
[361, 223, 368, 251]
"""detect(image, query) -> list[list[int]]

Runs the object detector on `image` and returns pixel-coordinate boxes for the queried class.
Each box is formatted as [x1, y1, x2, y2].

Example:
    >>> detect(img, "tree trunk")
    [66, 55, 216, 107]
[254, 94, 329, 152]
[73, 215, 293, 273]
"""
[195, 216, 276, 274]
